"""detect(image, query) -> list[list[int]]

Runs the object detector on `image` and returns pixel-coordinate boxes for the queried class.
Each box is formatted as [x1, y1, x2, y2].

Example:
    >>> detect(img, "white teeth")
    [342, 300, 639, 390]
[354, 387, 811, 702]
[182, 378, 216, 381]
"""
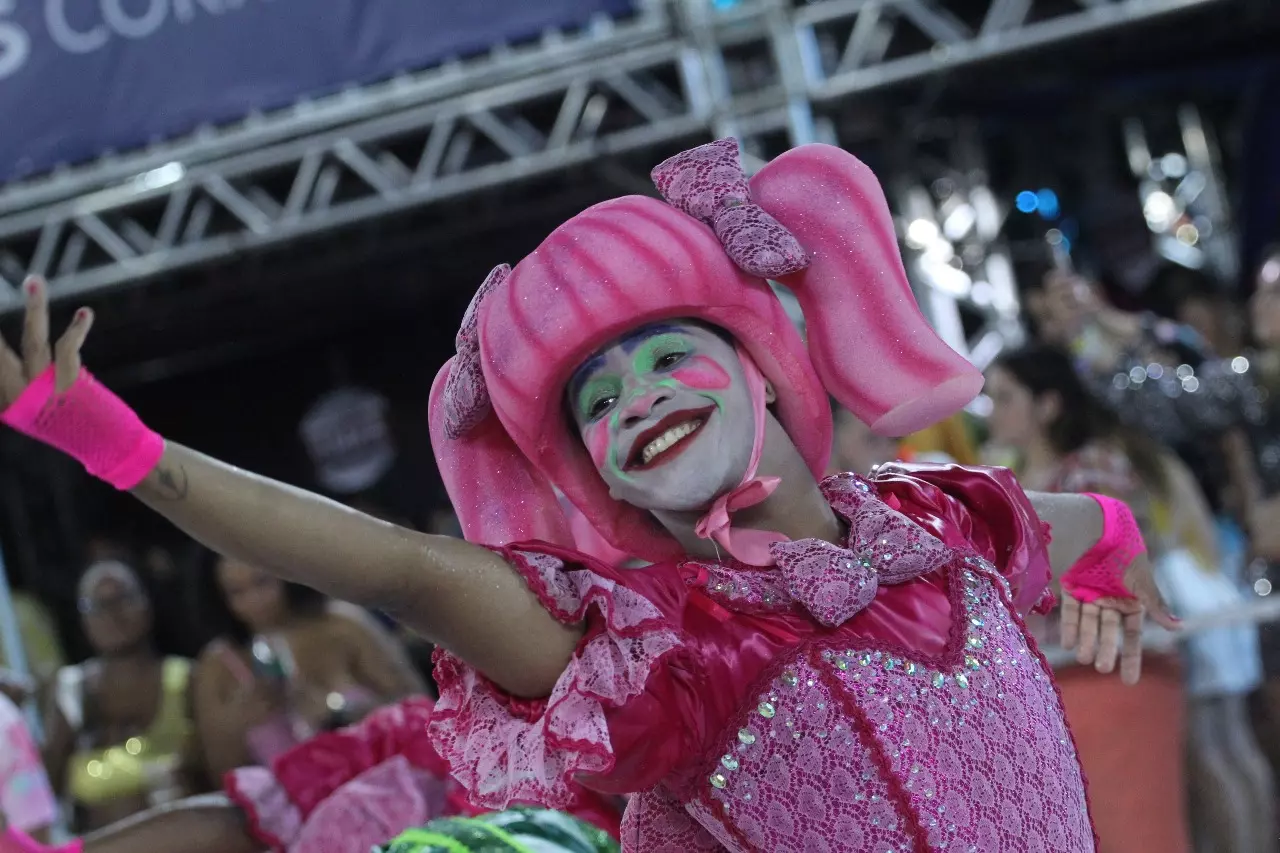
[641, 420, 702, 465]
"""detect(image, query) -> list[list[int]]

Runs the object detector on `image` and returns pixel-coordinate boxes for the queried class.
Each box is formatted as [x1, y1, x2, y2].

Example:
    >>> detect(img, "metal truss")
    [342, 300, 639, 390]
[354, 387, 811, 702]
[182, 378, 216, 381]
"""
[787, 0, 1229, 102]
[1123, 104, 1239, 285]
[0, 0, 1231, 313]
[891, 121, 1026, 382]
[0, 40, 722, 308]
[0, 0, 674, 218]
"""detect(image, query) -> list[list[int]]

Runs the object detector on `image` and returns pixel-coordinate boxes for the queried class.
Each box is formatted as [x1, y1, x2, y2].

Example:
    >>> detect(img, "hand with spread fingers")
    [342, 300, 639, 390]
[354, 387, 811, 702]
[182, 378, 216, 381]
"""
[1059, 550, 1180, 685]
[0, 277, 93, 409]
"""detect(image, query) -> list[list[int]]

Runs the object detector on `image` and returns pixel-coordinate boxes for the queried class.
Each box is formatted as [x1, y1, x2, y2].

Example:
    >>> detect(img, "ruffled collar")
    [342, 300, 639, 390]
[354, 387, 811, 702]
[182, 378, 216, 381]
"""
[681, 474, 954, 628]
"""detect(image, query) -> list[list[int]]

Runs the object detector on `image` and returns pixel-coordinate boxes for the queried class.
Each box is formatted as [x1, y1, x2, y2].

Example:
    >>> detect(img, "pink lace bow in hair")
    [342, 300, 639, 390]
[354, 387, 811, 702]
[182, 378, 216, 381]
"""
[769, 482, 952, 627]
[442, 264, 509, 439]
[651, 139, 810, 279]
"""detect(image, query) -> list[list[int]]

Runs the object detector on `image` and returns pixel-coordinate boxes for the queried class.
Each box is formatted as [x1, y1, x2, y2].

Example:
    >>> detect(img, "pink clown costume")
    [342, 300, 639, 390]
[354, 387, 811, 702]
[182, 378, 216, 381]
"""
[425, 140, 1098, 853]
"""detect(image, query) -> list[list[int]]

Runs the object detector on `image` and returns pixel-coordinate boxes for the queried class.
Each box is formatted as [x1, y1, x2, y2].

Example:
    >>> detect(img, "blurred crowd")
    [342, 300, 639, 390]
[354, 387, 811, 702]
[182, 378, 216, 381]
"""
[1, 244, 1279, 853]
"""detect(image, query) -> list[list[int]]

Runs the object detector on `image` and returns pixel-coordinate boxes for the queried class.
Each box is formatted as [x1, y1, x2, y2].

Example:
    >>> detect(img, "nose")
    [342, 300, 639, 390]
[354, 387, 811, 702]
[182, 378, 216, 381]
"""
[620, 386, 673, 429]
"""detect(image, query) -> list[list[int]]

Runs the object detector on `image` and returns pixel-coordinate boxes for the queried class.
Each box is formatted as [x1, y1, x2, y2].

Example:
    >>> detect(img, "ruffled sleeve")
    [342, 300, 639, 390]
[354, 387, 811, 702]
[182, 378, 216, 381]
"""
[428, 543, 693, 810]
[871, 462, 1053, 615]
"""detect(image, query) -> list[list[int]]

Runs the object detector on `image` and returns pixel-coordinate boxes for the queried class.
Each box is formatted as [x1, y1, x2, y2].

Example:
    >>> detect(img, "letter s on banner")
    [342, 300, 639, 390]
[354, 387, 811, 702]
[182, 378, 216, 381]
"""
[0, 0, 30, 81]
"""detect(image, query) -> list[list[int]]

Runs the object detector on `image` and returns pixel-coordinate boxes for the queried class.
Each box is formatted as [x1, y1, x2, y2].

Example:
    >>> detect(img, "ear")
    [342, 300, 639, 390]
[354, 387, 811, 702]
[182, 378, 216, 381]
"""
[764, 379, 778, 405]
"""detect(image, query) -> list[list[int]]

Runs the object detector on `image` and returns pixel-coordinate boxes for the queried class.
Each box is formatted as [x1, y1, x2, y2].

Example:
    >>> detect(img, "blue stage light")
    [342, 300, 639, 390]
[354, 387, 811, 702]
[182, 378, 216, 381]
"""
[1015, 191, 1038, 214]
[1036, 189, 1060, 220]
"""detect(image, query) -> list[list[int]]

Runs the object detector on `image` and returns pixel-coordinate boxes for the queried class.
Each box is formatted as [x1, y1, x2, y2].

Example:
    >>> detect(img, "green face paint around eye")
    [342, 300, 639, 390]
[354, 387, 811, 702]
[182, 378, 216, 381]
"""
[577, 376, 621, 422]
[632, 333, 691, 375]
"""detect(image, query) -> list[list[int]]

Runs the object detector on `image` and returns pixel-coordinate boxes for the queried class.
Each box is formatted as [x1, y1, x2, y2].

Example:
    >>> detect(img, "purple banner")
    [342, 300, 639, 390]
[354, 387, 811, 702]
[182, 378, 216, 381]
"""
[0, 0, 634, 182]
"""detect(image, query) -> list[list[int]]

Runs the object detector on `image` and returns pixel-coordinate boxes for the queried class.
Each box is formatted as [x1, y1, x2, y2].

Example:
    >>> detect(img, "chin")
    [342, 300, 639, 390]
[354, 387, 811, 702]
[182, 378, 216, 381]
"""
[624, 461, 748, 513]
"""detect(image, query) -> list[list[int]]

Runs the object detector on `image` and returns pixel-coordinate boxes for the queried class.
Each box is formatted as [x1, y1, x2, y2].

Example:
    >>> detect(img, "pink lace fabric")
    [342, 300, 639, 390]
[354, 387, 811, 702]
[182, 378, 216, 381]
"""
[442, 263, 509, 439]
[661, 560, 1095, 853]
[766, 474, 953, 626]
[226, 757, 450, 853]
[429, 547, 685, 809]
[1060, 494, 1144, 603]
[651, 139, 809, 279]
[0, 367, 163, 490]
[621, 786, 724, 852]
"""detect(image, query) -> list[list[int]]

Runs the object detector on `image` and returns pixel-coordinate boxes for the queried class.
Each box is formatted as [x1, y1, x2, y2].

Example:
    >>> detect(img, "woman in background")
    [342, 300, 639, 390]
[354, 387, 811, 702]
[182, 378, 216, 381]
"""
[191, 554, 425, 784]
[42, 561, 197, 833]
[986, 345, 1192, 853]
[988, 344, 1275, 853]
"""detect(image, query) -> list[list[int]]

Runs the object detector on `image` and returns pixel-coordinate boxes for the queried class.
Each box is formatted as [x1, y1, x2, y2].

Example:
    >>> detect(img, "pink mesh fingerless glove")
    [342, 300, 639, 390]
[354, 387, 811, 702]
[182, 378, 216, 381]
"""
[0, 367, 164, 490]
[1059, 493, 1145, 603]
[1, 828, 82, 853]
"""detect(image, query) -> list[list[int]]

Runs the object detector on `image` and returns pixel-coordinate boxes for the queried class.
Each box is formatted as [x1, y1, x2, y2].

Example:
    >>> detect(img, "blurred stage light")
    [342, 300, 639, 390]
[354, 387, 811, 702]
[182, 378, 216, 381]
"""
[919, 256, 971, 296]
[943, 203, 976, 241]
[1035, 189, 1059, 220]
[1160, 153, 1188, 179]
[1015, 191, 1038, 214]
[1143, 191, 1177, 231]
[1175, 223, 1199, 246]
[905, 218, 939, 249]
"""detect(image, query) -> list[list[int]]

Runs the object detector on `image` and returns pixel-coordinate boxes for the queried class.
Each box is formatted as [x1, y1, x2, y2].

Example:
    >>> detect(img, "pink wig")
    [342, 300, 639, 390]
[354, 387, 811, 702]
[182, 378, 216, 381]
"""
[430, 142, 982, 561]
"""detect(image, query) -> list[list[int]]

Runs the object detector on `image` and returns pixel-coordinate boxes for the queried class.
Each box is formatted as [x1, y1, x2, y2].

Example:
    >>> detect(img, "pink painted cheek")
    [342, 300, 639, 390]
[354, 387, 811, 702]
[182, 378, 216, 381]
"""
[584, 420, 612, 469]
[670, 355, 732, 391]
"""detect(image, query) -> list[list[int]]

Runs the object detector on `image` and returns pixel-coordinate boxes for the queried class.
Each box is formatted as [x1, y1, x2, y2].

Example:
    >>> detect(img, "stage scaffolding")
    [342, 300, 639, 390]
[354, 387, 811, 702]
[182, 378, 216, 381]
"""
[0, 0, 1229, 317]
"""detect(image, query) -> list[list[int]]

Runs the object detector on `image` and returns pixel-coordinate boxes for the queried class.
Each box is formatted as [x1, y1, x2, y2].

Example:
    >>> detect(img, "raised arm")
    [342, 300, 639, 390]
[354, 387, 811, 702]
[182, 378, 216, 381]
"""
[0, 279, 579, 699]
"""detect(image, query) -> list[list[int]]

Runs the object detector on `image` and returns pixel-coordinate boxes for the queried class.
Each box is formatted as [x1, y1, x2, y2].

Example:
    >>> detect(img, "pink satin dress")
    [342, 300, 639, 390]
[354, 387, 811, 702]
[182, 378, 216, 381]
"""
[429, 465, 1100, 853]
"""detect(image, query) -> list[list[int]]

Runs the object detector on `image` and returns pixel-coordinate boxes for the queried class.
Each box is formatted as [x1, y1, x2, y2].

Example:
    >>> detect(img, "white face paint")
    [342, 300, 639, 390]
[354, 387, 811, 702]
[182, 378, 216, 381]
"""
[568, 321, 756, 512]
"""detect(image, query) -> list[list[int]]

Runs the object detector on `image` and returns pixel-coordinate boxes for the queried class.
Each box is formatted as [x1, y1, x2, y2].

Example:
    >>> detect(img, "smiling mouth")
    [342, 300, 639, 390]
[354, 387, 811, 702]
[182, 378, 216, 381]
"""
[627, 409, 713, 470]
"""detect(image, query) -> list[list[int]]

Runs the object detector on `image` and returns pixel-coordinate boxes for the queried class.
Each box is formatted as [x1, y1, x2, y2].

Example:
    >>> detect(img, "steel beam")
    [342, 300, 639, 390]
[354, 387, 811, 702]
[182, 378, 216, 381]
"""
[0, 0, 673, 218]
[0, 0, 1232, 314]
[0, 41, 722, 309]
[791, 0, 1229, 101]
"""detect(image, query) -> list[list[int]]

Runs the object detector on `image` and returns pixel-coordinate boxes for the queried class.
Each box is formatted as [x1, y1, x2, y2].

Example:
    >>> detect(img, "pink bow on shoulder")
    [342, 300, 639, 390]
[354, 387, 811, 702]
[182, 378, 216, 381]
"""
[771, 490, 952, 627]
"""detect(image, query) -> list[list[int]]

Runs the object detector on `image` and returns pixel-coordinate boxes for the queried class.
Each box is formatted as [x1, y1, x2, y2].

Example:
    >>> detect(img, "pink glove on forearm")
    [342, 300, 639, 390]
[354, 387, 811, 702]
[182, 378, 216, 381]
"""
[0, 828, 82, 853]
[1059, 493, 1144, 603]
[0, 366, 163, 490]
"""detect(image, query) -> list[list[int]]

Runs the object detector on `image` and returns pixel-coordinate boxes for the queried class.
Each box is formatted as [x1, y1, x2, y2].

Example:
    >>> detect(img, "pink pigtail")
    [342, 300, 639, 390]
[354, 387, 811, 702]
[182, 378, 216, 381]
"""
[429, 359, 574, 548]
[750, 144, 983, 436]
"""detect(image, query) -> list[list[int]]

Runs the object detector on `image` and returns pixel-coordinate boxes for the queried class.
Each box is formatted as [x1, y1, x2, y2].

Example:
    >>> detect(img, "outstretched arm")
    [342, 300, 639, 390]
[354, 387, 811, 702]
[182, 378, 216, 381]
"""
[1, 280, 579, 700]
[1026, 490, 1177, 684]
[132, 444, 578, 696]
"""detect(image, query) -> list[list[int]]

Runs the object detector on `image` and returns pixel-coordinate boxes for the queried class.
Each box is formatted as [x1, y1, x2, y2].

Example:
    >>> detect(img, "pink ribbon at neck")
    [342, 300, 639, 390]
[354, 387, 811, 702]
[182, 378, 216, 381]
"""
[694, 346, 789, 566]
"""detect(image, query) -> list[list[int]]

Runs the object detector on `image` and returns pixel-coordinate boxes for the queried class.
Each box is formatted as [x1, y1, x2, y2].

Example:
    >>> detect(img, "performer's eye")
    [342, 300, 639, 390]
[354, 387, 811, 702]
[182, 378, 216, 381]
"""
[578, 377, 621, 422]
[655, 351, 686, 370]
[588, 395, 617, 420]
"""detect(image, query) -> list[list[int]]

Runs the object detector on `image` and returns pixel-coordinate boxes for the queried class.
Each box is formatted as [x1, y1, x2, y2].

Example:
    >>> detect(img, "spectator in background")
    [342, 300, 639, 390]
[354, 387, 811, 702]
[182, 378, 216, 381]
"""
[42, 561, 198, 833]
[0, 674, 56, 845]
[986, 345, 1192, 853]
[191, 554, 424, 784]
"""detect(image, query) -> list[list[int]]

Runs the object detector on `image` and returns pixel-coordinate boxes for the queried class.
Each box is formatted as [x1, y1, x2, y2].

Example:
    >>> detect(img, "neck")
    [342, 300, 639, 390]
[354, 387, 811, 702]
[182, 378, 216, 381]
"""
[1019, 436, 1062, 487]
[656, 416, 843, 561]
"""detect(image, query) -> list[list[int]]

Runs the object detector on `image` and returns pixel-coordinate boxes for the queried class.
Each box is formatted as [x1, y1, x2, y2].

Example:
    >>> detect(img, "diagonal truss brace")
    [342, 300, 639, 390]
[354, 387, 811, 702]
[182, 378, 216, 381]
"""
[786, 0, 1228, 100]
[0, 41, 716, 309]
[0, 0, 1232, 314]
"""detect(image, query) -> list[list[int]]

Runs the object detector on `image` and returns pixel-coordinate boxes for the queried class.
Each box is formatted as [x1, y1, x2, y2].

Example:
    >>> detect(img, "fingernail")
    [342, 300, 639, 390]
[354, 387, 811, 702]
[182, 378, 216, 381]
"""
[75, 308, 88, 321]
[25, 278, 38, 295]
